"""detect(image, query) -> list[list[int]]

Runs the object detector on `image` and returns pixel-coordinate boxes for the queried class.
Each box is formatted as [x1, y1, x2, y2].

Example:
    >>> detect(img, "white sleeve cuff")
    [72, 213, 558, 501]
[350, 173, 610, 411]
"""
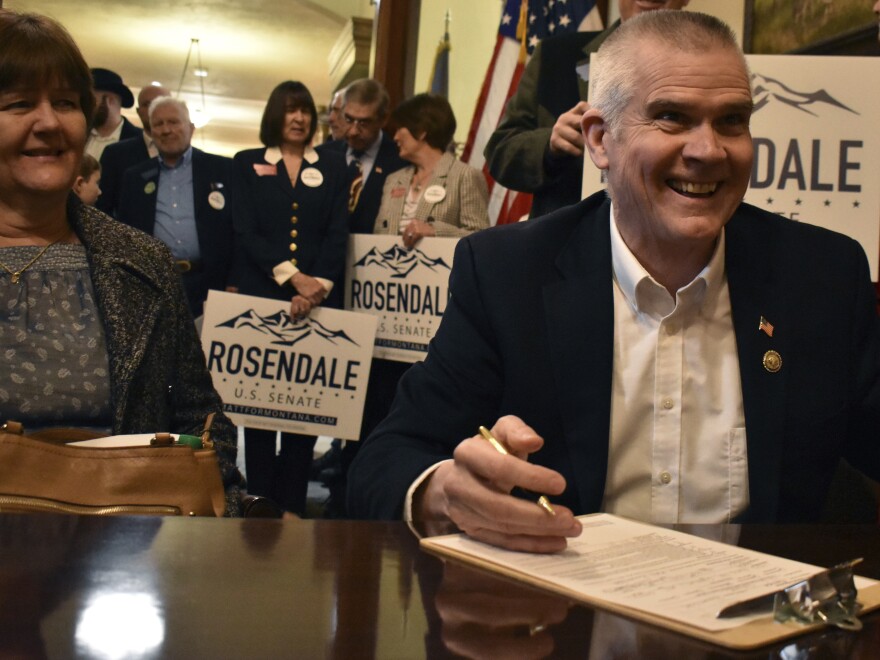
[404, 459, 452, 524]
[272, 260, 298, 286]
[271, 261, 334, 297]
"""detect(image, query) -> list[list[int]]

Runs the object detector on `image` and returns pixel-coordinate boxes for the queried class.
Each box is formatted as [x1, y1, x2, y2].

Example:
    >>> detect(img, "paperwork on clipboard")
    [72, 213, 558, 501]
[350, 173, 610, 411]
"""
[421, 513, 880, 649]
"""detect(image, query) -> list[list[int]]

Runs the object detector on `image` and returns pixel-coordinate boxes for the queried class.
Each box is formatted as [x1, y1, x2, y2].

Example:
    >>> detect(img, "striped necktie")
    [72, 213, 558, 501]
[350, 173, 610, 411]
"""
[348, 152, 364, 213]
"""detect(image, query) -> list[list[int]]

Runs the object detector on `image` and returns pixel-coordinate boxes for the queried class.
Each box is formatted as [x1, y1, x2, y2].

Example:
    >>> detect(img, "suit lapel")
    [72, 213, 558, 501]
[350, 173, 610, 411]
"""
[191, 149, 212, 248]
[416, 152, 454, 220]
[135, 164, 159, 234]
[725, 211, 787, 522]
[382, 168, 410, 234]
[543, 197, 614, 513]
[71, 205, 164, 427]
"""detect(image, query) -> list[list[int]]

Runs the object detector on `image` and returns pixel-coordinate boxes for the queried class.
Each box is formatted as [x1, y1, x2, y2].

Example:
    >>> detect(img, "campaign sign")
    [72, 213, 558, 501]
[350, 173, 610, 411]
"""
[583, 54, 880, 280]
[201, 291, 377, 440]
[345, 235, 457, 363]
[743, 55, 880, 280]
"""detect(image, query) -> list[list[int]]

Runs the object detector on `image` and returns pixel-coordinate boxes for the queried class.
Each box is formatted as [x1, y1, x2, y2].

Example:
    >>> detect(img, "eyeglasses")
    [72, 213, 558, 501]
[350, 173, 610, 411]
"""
[343, 113, 377, 129]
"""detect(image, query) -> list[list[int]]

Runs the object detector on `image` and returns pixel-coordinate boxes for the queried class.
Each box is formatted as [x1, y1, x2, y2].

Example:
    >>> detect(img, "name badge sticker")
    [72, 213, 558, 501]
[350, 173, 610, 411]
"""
[208, 191, 226, 210]
[423, 185, 446, 204]
[390, 187, 406, 198]
[301, 168, 324, 188]
[253, 163, 277, 176]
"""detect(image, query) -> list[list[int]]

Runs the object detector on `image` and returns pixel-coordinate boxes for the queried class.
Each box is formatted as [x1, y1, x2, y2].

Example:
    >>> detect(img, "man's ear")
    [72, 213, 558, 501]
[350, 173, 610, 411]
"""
[581, 108, 609, 170]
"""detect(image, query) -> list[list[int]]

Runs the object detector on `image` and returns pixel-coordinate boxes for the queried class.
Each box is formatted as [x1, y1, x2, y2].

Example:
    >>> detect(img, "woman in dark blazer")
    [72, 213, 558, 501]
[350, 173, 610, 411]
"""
[230, 81, 349, 516]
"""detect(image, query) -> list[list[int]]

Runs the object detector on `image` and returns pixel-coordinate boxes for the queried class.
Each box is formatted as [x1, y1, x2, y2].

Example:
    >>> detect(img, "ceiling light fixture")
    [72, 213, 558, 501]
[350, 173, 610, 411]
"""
[177, 37, 211, 128]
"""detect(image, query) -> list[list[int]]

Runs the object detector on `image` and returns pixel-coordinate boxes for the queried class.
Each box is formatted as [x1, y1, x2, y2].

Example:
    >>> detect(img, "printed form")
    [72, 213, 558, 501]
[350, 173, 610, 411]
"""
[424, 513, 876, 632]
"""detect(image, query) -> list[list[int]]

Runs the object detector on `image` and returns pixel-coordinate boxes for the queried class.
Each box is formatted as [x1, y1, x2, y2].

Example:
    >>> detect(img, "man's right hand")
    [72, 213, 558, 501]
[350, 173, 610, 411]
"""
[414, 416, 582, 553]
[549, 101, 590, 158]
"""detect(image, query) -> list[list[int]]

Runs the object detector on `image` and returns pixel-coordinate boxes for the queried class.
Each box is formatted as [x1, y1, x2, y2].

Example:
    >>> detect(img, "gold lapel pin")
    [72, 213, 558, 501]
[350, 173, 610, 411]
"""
[763, 350, 782, 373]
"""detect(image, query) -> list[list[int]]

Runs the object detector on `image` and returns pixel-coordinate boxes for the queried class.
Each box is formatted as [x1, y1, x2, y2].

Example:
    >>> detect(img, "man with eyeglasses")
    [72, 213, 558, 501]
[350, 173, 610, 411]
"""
[320, 78, 406, 234]
[315, 79, 406, 515]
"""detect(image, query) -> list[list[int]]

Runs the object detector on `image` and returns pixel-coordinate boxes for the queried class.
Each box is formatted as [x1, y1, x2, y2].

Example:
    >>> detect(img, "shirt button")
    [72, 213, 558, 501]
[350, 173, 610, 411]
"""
[660, 471, 672, 485]
[291, 202, 299, 210]
[289, 243, 298, 252]
[291, 216, 298, 224]
[290, 229, 298, 238]
[662, 398, 674, 410]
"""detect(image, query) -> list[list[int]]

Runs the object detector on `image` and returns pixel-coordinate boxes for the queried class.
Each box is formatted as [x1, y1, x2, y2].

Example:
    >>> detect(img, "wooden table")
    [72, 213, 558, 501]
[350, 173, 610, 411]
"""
[1, 515, 878, 658]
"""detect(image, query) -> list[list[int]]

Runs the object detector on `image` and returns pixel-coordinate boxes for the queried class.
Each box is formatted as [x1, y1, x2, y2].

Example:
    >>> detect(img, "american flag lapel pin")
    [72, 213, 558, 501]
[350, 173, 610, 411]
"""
[758, 316, 774, 337]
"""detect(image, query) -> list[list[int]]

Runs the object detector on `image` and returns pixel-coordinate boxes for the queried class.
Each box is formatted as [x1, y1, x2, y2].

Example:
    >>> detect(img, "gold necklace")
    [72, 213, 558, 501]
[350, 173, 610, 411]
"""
[0, 240, 58, 284]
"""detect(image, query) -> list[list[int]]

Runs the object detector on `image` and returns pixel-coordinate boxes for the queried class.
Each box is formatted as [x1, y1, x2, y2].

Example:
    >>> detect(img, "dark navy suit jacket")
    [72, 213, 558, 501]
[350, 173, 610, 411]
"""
[320, 132, 407, 234]
[349, 192, 880, 522]
[117, 147, 234, 309]
[229, 147, 349, 308]
[96, 136, 150, 218]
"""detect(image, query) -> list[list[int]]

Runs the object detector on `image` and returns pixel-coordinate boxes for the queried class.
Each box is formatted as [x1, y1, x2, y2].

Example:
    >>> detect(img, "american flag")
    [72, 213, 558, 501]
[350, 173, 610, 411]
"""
[462, 0, 602, 225]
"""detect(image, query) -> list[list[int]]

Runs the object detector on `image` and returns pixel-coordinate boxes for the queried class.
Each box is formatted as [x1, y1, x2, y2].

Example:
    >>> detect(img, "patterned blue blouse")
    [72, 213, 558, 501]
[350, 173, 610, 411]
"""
[0, 243, 112, 431]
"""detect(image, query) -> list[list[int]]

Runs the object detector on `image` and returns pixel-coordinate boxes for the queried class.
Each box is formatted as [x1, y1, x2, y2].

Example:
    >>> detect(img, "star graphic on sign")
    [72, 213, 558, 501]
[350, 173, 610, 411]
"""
[501, 13, 511, 25]
[795, 199, 802, 205]
[766, 197, 774, 205]
[824, 200, 831, 206]
[559, 14, 572, 28]
[853, 200, 860, 208]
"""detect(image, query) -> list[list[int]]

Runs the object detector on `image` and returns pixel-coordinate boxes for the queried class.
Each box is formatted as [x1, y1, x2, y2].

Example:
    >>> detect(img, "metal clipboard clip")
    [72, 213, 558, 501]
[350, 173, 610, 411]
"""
[717, 558, 864, 631]
[773, 558, 863, 631]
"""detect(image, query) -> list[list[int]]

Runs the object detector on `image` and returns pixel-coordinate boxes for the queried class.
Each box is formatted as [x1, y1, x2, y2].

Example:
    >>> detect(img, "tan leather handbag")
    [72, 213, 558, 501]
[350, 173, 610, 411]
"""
[0, 416, 225, 517]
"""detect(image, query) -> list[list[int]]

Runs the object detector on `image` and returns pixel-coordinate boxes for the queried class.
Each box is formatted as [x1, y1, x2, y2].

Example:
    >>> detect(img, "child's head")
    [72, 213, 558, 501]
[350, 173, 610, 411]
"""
[73, 154, 101, 205]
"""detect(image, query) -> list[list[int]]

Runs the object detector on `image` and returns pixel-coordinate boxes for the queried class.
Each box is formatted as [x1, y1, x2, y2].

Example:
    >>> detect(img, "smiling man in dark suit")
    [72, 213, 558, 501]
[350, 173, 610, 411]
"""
[348, 11, 880, 551]
[117, 97, 233, 317]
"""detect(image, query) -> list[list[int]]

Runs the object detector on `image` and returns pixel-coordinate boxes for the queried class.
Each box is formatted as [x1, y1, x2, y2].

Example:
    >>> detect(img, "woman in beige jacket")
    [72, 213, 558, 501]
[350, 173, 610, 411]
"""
[374, 94, 489, 248]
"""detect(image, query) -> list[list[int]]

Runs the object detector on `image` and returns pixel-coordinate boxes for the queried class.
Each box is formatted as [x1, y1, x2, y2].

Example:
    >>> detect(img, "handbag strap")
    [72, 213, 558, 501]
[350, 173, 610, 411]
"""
[199, 413, 216, 449]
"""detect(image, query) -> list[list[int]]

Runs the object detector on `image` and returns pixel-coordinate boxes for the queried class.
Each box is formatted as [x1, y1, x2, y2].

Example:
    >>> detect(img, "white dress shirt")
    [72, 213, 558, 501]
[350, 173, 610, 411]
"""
[603, 207, 749, 524]
[84, 118, 124, 161]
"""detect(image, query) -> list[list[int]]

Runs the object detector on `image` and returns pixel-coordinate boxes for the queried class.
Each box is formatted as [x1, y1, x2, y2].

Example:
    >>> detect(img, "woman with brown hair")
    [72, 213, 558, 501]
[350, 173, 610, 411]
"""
[0, 10, 243, 515]
[230, 81, 349, 516]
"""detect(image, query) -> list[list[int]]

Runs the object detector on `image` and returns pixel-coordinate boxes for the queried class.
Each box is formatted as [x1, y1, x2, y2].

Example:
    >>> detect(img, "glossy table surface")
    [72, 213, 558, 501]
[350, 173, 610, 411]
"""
[1, 515, 879, 659]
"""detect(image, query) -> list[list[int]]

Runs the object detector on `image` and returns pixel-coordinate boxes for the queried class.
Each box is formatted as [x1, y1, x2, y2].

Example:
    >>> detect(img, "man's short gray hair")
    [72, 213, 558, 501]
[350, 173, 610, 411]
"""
[148, 95, 189, 123]
[591, 10, 749, 136]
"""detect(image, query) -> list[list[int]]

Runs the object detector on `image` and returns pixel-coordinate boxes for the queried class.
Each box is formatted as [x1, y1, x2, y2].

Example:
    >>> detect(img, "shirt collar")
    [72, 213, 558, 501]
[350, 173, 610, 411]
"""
[89, 118, 124, 142]
[263, 145, 319, 165]
[143, 132, 158, 157]
[347, 130, 383, 162]
[610, 202, 726, 319]
[158, 145, 193, 169]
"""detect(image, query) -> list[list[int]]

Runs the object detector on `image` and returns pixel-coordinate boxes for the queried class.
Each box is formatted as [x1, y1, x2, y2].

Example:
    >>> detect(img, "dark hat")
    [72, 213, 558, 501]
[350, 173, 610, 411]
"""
[90, 68, 135, 108]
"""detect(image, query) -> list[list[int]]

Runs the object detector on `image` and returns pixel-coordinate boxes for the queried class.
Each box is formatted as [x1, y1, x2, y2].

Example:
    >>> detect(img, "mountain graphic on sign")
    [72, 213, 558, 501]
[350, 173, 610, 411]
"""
[751, 73, 857, 117]
[216, 309, 359, 347]
[354, 244, 451, 278]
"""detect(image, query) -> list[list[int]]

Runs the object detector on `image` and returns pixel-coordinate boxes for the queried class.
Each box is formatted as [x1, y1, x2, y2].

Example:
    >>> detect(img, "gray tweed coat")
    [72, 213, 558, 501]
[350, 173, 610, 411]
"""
[69, 198, 243, 515]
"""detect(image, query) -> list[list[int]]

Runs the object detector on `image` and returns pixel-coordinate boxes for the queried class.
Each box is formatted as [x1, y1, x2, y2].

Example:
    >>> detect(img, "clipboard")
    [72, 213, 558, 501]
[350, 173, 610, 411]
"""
[420, 514, 880, 650]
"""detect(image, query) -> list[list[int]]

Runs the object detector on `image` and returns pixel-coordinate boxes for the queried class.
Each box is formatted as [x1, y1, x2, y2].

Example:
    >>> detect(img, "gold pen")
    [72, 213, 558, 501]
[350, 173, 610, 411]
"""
[478, 425, 556, 516]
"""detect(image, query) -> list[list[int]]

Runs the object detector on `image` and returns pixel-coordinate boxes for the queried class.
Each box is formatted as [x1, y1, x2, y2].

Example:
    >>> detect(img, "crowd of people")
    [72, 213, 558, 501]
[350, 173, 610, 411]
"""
[2, 3, 879, 539]
[0, 7, 491, 518]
